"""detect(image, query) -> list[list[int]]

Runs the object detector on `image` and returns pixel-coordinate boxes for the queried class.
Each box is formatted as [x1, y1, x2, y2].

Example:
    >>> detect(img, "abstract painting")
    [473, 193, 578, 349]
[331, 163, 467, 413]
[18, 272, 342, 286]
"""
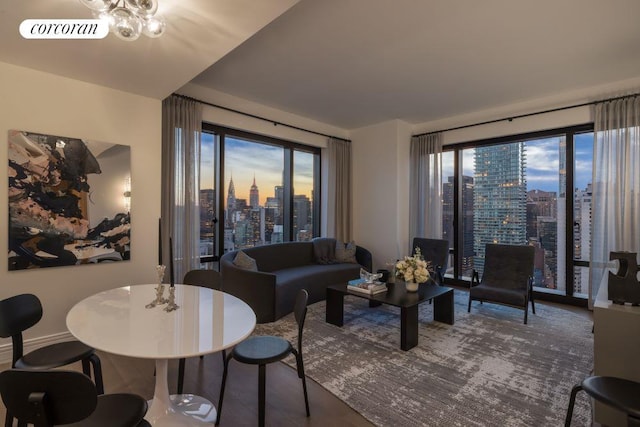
[8, 130, 131, 270]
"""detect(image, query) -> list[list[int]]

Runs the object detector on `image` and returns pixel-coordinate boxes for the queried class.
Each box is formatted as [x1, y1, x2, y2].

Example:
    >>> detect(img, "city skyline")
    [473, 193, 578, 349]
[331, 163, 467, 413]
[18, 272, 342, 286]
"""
[443, 133, 594, 193]
[200, 134, 314, 205]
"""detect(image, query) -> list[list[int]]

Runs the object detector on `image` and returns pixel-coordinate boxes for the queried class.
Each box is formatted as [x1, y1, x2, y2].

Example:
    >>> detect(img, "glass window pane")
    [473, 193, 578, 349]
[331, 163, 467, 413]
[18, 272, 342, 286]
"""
[199, 132, 217, 259]
[571, 132, 593, 298]
[293, 151, 314, 241]
[441, 151, 454, 277]
[526, 137, 565, 294]
[224, 137, 284, 251]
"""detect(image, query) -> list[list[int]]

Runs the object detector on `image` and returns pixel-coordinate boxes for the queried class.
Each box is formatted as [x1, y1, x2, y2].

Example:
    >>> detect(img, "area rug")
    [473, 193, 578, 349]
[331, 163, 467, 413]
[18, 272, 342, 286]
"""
[255, 289, 593, 426]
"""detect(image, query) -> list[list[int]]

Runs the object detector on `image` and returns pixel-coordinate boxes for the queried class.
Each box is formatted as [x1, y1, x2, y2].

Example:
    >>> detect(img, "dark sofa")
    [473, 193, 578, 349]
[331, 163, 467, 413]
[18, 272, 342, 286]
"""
[220, 239, 372, 323]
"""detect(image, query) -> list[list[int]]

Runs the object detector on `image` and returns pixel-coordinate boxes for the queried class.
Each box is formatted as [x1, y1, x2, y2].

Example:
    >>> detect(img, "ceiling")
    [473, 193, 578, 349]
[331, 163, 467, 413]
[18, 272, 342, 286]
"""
[0, 0, 299, 99]
[3, 0, 640, 130]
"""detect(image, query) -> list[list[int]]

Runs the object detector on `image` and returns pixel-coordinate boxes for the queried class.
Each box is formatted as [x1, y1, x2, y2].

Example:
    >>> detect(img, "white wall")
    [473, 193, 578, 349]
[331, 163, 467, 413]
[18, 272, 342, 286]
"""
[0, 61, 161, 356]
[351, 120, 412, 271]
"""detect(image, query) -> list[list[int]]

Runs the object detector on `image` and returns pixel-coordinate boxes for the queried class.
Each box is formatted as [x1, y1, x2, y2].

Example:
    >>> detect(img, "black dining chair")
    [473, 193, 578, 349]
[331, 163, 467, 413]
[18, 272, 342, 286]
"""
[0, 293, 104, 426]
[565, 376, 640, 426]
[0, 369, 149, 427]
[216, 289, 310, 427]
[177, 269, 225, 395]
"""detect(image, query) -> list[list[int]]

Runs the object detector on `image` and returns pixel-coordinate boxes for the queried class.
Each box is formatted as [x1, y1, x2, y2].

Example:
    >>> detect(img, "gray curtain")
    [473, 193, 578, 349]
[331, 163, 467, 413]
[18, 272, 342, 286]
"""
[409, 133, 443, 249]
[161, 95, 202, 283]
[327, 137, 352, 241]
[590, 96, 640, 308]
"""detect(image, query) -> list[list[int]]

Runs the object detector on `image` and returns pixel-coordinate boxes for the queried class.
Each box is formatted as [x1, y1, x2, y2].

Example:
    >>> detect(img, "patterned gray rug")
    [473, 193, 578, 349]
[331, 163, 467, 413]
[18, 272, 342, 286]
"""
[256, 289, 593, 427]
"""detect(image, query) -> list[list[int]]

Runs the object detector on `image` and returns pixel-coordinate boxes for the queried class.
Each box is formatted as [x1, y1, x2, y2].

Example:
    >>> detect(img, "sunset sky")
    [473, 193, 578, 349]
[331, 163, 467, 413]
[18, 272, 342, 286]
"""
[200, 134, 314, 205]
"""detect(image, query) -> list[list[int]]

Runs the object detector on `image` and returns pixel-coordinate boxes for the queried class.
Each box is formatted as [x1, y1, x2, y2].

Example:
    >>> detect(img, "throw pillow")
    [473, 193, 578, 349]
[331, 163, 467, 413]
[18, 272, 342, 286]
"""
[233, 250, 258, 271]
[312, 237, 336, 264]
[335, 240, 358, 263]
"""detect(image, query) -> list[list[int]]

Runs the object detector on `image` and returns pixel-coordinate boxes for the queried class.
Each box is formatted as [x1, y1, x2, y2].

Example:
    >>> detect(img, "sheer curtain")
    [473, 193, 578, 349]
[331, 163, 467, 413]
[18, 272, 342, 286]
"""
[590, 96, 640, 307]
[327, 137, 352, 241]
[161, 95, 203, 282]
[409, 133, 443, 248]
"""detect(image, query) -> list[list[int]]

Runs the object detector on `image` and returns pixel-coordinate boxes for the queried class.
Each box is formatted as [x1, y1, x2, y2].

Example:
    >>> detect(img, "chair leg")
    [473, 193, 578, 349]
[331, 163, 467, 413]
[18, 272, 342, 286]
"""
[524, 306, 528, 325]
[531, 294, 536, 314]
[89, 354, 104, 395]
[259, 364, 266, 427]
[177, 358, 185, 395]
[216, 353, 232, 425]
[5, 410, 13, 427]
[564, 384, 583, 427]
[467, 297, 472, 313]
[83, 354, 104, 395]
[292, 348, 310, 417]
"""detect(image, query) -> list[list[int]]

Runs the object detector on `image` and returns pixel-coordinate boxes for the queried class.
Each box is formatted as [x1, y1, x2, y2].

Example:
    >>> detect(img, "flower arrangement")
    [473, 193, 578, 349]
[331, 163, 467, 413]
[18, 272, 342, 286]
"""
[395, 247, 431, 283]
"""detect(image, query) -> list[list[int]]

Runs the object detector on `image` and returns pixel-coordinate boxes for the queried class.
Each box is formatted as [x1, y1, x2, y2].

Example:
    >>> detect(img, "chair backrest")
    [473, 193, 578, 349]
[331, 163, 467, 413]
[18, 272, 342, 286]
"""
[293, 289, 309, 352]
[0, 294, 43, 366]
[183, 269, 222, 291]
[0, 369, 98, 426]
[412, 237, 449, 275]
[481, 244, 535, 291]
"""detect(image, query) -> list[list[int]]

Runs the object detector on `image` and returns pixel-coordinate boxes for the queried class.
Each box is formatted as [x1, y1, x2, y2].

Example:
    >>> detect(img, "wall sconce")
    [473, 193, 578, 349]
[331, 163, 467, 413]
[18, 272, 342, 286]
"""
[123, 176, 131, 213]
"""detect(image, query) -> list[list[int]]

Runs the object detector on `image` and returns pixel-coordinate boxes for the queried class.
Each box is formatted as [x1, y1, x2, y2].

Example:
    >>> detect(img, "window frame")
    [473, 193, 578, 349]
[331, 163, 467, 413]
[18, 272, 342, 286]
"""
[442, 123, 593, 307]
[200, 123, 321, 263]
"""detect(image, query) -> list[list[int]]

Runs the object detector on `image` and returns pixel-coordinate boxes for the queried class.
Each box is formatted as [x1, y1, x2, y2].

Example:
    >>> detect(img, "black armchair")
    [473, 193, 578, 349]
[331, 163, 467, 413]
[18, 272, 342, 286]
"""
[412, 237, 449, 284]
[468, 243, 535, 324]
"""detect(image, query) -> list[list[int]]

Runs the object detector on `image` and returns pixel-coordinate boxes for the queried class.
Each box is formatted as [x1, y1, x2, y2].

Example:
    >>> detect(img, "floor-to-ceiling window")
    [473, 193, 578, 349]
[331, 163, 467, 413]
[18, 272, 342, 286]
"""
[199, 124, 320, 262]
[441, 124, 593, 305]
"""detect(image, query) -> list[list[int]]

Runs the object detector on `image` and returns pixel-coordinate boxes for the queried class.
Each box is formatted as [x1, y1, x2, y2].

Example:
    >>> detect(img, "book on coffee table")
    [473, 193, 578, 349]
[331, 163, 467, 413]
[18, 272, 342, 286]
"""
[347, 281, 387, 295]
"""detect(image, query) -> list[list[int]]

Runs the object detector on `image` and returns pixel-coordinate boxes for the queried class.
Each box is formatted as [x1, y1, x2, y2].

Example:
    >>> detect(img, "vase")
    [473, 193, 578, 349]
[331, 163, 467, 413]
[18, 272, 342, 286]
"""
[405, 281, 419, 292]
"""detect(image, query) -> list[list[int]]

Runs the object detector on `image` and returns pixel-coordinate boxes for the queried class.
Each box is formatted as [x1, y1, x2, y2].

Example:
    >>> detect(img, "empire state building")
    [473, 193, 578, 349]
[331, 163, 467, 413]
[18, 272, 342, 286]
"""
[250, 175, 260, 209]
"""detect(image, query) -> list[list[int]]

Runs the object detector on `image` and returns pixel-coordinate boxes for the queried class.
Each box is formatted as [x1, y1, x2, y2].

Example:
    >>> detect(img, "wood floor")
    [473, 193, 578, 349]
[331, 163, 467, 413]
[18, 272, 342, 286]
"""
[0, 351, 373, 427]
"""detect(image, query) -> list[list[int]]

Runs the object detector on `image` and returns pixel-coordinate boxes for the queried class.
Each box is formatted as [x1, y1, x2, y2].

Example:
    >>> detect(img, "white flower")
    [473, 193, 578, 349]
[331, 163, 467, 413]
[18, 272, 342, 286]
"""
[394, 247, 432, 283]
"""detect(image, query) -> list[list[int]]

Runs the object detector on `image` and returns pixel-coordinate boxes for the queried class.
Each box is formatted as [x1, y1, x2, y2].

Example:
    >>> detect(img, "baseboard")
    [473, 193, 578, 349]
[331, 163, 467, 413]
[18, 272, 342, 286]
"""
[0, 331, 74, 365]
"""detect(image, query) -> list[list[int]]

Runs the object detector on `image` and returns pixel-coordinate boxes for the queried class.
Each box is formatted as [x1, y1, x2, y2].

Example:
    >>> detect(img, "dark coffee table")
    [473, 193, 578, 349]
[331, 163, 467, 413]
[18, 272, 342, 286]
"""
[326, 282, 455, 351]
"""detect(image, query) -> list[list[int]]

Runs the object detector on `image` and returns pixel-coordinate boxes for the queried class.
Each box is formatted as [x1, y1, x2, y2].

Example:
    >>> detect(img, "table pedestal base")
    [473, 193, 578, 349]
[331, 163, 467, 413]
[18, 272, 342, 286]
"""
[145, 359, 216, 426]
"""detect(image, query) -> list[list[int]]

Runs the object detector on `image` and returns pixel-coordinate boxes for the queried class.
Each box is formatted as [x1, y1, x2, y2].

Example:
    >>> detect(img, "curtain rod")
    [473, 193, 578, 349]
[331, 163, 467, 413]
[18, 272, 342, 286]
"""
[172, 93, 351, 142]
[413, 92, 640, 138]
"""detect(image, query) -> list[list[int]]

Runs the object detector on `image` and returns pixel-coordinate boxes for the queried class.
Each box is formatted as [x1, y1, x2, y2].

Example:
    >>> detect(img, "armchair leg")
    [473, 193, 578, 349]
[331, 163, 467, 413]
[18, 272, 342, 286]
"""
[564, 384, 583, 427]
[467, 297, 471, 313]
[531, 295, 536, 314]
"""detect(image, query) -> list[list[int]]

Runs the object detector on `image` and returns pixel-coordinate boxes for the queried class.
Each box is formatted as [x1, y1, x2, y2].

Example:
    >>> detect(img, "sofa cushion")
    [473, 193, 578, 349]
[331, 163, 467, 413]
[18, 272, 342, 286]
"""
[233, 250, 258, 271]
[312, 238, 337, 264]
[335, 240, 357, 263]
[274, 263, 361, 318]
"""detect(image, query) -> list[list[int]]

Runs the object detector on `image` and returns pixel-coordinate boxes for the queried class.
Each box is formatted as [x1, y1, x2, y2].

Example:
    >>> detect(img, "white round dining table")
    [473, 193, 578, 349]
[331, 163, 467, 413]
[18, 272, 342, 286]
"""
[66, 284, 256, 426]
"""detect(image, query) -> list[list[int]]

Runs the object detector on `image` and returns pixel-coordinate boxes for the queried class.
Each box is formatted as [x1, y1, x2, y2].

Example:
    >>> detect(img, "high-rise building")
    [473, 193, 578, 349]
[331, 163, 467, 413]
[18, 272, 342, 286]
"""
[226, 175, 236, 228]
[575, 183, 593, 295]
[473, 144, 528, 274]
[293, 194, 311, 240]
[442, 175, 474, 276]
[526, 189, 556, 239]
[249, 175, 260, 209]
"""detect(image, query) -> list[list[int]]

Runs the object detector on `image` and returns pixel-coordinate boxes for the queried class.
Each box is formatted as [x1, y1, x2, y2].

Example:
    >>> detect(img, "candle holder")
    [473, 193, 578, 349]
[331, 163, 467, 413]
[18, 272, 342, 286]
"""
[145, 265, 168, 308]
[164, 286, 179, 312]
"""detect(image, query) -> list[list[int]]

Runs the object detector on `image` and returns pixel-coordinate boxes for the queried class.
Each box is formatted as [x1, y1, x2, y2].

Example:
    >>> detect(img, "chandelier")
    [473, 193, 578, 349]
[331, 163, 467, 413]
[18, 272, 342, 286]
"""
[79, 0, 166, 41]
